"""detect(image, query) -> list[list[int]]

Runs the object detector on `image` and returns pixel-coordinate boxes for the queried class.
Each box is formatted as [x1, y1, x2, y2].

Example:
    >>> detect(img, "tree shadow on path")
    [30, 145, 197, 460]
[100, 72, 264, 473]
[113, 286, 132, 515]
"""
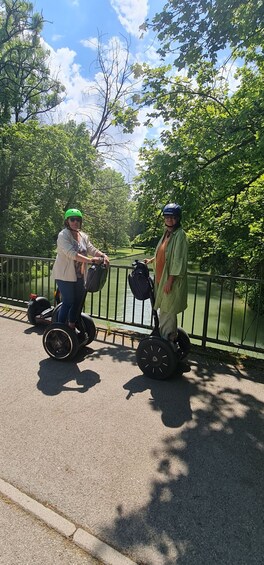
[101, 359, 264, 565]
[123, 361, 193, 428]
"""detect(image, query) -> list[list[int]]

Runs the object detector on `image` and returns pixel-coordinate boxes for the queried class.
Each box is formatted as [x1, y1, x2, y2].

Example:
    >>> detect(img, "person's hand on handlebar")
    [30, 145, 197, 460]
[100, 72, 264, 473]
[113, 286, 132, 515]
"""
[102, 254, 110, 266]
[91, 257, 102, 265]
[93, 254, 110, 266]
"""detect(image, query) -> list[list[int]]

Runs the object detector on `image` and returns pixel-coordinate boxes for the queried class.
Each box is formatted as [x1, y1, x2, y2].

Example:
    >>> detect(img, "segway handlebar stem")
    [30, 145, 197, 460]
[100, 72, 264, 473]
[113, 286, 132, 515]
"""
[131, 260, 159, 330]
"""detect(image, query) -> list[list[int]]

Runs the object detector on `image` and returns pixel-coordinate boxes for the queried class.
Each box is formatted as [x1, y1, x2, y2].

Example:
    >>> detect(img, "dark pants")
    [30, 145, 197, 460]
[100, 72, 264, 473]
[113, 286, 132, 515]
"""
[56, 278, 85, 324]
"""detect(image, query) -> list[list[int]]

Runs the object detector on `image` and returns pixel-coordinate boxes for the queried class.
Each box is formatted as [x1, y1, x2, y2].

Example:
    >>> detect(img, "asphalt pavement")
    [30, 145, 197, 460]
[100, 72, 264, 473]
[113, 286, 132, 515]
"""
[0, 494, 101, 565]
[0, 305, 264, 565]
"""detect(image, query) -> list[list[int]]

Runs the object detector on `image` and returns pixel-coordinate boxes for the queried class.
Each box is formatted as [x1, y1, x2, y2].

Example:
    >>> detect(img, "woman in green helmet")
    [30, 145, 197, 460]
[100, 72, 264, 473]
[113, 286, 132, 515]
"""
[52, 208, 109, 329]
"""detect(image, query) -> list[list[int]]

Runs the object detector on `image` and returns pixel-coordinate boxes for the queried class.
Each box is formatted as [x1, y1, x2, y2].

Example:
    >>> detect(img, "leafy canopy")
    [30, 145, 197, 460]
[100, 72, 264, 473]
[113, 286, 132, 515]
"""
[0, 0, 64, 124]
[132, 0, 264, 284]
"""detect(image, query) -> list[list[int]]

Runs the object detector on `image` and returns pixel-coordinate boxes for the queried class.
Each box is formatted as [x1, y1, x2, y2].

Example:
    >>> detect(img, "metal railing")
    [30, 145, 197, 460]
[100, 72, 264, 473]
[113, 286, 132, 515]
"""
[0, 253, 263, 356]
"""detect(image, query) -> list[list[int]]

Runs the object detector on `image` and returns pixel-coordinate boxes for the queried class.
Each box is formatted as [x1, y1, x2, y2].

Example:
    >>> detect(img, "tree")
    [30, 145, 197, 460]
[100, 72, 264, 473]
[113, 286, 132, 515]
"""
[143, 0, 264, 71]
[84, 167, 131, 252]
[0, 0, 64, 124]
[80, 33, 139, 172]
[134, 63, 264, 273]
[0, 120, 96, 255]
[131, 1, 264, 284]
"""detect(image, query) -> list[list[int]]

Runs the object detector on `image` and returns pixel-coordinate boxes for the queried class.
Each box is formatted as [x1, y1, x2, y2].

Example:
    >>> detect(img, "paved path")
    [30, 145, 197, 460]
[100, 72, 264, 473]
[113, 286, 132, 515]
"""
[0, 306, 264, 565]
[0, 494, 101, 565]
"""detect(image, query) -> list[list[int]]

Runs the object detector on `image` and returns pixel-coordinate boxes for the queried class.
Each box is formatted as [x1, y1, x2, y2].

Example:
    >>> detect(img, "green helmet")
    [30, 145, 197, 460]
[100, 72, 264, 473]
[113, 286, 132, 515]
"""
[64, 208, 83, 220]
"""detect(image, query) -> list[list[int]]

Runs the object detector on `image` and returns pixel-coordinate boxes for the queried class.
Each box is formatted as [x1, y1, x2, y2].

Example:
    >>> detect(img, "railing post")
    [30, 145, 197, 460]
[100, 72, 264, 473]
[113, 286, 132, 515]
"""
[202, 276, 211, 349]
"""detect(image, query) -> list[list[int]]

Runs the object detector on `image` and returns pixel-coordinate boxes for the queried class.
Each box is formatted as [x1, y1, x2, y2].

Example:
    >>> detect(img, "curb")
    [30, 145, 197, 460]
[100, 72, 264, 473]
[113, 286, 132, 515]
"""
[0, 478, 137, 565]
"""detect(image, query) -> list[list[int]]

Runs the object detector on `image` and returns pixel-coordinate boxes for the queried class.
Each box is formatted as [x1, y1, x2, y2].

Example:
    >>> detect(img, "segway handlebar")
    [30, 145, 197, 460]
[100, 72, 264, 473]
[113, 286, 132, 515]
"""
[128, 260, 159, 329]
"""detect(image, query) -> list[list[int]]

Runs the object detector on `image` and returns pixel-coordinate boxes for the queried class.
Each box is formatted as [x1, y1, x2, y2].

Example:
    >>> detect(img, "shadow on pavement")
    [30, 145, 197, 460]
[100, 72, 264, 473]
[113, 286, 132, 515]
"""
[2, 309, 264, 563]
[124, 364, 193, 429]
[101, 359, 264, 565]
[37, 356, 101, 396]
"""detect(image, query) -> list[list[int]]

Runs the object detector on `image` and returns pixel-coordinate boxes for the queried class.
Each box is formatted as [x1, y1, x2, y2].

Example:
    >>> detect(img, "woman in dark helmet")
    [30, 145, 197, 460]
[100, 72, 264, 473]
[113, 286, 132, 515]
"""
[145, 203, 188, 346]
[52, 208, 109, 329]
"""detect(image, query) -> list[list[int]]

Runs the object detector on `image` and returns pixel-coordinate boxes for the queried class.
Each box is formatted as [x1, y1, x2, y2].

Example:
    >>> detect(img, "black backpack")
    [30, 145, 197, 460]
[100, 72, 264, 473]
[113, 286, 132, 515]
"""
[85, 264, 108, 293]
[128, 261, 154, 301]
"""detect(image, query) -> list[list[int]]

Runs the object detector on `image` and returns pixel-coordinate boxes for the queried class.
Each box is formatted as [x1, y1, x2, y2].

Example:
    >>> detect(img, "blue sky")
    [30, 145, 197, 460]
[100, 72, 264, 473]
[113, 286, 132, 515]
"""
[33, 0, 161, 69]
[31, 1, 239, 181]
[32, 0, 166, 180]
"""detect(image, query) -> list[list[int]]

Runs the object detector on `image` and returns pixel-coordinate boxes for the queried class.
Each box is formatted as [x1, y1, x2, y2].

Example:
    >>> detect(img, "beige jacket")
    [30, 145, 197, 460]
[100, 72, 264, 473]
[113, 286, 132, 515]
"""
[52, 228, 98, 282]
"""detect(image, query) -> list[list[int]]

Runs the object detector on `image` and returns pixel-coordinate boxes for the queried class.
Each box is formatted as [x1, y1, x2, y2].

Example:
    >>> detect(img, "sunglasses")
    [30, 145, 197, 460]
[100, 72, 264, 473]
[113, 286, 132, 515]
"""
[68, 216, 81, 222]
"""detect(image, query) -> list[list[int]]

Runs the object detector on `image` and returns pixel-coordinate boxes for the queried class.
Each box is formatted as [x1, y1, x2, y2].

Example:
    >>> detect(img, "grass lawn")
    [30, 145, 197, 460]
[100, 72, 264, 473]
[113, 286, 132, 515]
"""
[108, 247, 150, 260]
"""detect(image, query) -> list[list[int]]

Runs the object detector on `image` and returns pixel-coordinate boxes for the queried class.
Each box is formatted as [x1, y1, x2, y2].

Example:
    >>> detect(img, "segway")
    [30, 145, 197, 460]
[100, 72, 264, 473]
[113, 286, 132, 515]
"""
[128, 261, 190, 380]
[27, 288, 61, 326]
[42, 263, 108, 361]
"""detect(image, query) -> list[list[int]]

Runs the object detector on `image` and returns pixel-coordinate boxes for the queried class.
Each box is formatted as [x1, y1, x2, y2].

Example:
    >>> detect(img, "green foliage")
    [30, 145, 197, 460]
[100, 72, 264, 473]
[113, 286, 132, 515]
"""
[111, 102, 140, 134]
[0, 5, 137, 264]
[0, 121, 97, 255]
[0, 0, 64, 124]
[147, 0, 264, 71]
[83, 167, 131, 252]
[126, 200, 145, 242]
[132, 0, 264, 294]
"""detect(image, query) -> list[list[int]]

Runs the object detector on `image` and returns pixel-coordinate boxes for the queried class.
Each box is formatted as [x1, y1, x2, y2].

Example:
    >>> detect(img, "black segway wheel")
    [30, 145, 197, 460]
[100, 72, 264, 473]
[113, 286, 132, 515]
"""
[78, 313, 96, 345]
[27, 297, 51, 325]
[177, 328, 191, 360]
[51, 302, 62, 322]
[136, 336, 176, 380]
[51, 308, 96, 346]
[42, 323, 79, 360]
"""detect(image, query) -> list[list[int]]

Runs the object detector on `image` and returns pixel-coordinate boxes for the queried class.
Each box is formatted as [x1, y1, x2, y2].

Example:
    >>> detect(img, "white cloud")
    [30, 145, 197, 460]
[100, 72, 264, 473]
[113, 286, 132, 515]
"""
[42, 22, 170, 182]
[43, 36, 196, 181]
[80, 37, 99, 50]
[52, 34, 64, 42]
[80, 34, 131, 67]
[110, 0, 149, 37]
[43, 40, 147, 180]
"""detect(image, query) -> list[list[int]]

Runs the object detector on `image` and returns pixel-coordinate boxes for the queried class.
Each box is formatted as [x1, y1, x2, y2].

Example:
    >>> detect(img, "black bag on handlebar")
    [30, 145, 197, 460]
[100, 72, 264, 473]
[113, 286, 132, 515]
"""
[85, 264, 108, 293]
[128, 261, 154, 301]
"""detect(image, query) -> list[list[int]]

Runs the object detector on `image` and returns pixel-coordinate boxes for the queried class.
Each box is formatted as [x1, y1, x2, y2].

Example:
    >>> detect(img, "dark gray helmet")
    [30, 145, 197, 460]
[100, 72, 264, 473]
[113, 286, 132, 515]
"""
[162, 203, 182, 218]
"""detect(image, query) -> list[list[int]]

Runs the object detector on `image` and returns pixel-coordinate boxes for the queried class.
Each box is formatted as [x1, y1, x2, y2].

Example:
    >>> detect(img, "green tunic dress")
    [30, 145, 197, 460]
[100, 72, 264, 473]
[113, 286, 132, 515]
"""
[153, 227, 188, 315]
